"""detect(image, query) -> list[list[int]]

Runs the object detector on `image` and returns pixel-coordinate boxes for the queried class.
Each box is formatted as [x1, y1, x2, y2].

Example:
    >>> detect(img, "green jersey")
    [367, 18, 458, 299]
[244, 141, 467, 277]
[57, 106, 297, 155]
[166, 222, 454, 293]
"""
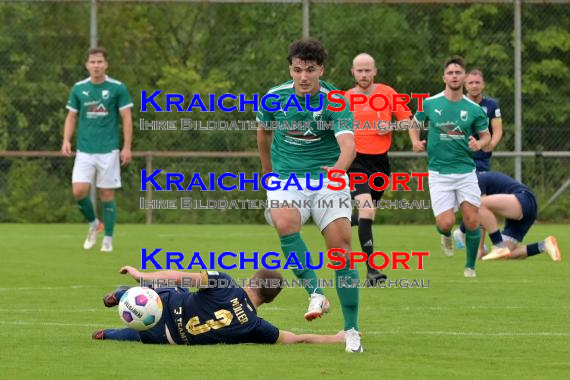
[415, 92, 488, 174]
[256, 80, 354, 180]
[66, 76, 133, 154]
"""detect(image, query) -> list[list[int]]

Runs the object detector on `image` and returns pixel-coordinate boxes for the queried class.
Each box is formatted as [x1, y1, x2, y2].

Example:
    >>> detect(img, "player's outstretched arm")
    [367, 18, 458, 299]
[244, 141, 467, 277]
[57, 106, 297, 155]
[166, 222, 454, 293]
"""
[119, 266, 202, 285]
[277, 330, 345, 344]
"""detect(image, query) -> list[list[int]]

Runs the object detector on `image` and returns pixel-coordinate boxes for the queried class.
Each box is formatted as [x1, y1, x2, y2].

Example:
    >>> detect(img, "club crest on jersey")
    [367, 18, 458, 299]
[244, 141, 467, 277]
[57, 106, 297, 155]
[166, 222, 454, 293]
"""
[312, 109, 323, 121]
[102, 90, 110, 99]
[460, 110, 468, 121]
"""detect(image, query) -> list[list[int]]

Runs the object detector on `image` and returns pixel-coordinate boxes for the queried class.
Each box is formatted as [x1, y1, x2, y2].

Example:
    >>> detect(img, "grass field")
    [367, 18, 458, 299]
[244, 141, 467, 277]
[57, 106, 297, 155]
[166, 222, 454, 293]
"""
[1, 223, 569, 379]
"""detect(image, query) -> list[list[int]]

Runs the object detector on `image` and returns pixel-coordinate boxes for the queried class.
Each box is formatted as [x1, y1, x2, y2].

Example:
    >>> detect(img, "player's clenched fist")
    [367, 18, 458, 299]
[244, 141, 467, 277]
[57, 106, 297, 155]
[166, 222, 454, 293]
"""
[412, 139, 426, 152]
[468, 136, 481, 152]
[120, 266, 141, 281]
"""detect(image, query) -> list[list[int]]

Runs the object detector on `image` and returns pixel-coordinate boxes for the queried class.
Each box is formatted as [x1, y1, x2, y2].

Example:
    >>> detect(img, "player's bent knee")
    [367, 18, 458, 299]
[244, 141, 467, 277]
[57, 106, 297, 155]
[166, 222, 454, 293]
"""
[273, 218, 301, 236]
[99, 189, 115, 202]
[358, 208, 375, 220]
[72, 188, 89, 200]
[463, 213, 480, 230]
[436, 219, 454, 233]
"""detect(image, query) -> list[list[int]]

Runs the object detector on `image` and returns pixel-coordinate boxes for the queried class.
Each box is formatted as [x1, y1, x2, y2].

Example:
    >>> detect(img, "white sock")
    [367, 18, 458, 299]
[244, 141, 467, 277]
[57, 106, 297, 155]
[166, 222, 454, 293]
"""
[103, 236, 112, 245]
[89, 219, 99, 229]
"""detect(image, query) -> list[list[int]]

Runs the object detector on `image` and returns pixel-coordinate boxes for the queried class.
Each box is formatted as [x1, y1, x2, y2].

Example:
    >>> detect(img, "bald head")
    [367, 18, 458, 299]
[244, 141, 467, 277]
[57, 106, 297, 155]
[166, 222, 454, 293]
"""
[352, 53, 376, 68]
[351, 53, 377, 91]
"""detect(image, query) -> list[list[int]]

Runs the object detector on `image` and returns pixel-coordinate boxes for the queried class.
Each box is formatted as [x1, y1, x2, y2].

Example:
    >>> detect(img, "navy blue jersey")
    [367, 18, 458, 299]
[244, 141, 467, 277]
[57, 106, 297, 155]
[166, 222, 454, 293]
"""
[473, 96, 501, 170]
[477, 171, 532, 196]
[160, 272, 279, 345]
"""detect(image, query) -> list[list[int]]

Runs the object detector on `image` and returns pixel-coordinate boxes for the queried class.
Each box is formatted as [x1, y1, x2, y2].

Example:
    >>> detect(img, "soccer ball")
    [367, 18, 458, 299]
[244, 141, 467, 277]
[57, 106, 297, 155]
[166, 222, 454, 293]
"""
[118, 287, 163, 331]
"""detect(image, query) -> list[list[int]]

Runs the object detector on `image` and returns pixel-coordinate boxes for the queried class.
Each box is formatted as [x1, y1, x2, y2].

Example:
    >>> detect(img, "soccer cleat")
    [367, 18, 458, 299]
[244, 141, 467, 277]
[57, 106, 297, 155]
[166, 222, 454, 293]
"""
[482, 246, 511, 261]
[463, 267, 477, 278]
[453, 228, 466, 249]
[103, 285, 130, 307]
[544, 236, 561, 262]
[344, 328, 364, 353]
[83, 220, 103, 250]
[304, 293, 330, 321]
[441, 234, 454, 257]
[92, 330, 105, 340]
[366, 270, 388, 286]
[101, 236, 113, 252]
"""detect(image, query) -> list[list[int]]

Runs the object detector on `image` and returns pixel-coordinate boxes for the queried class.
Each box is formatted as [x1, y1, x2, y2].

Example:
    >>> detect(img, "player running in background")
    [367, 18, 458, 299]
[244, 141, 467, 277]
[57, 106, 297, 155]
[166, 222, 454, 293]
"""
[61, 47, 133, 252]
[409, 56, 491, 278]
[454, 69, 503, 248]
[474, 171, 561, 261]
[345, 53, 412, 285]
[93, 267, 347, 346]
[256, 39, 363, 352]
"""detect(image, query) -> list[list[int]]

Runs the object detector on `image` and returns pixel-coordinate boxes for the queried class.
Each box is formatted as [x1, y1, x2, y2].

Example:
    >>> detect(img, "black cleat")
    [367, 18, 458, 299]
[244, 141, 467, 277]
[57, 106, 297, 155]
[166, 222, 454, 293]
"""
[103, 286, 130, 308]
[366, 270, 388, 287]
[92, 330, 105, 340]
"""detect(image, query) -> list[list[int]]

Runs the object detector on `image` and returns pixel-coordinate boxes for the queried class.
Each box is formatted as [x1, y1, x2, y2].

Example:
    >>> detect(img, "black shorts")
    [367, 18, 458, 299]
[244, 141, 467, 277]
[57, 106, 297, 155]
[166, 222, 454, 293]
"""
[347, 153, 390, 202]
[503, 190, 538, 242]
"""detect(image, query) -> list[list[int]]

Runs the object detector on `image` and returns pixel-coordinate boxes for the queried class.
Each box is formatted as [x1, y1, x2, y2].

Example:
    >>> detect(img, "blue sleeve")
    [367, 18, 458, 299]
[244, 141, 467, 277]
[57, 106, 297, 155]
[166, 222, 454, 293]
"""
[247, 318, 280, 344]
[489, 99, 501, 120]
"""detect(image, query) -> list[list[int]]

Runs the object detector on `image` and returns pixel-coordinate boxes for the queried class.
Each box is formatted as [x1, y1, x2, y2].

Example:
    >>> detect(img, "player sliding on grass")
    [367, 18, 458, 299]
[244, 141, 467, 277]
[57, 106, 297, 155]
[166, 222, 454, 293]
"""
[455, 171, 561, 261]
[256, 39, 362, 352]
[93, 267, 347, 347]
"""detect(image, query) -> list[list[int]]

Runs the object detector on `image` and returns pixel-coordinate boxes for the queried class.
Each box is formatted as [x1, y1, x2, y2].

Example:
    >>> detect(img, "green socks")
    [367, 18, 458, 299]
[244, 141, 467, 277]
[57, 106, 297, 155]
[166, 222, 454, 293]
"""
[465, 227, 481, 269]
[336, 261, 360, 331]
[102, 200, 116, 237]
[76, 197, 96, 223]
[279, 232, 360, 330]
[280, 233, 322, 295]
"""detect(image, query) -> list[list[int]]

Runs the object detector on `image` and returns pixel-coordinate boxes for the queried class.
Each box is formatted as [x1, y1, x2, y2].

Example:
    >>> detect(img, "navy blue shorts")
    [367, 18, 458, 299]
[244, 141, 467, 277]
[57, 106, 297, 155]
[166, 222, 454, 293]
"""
[502, 190, 537, 242]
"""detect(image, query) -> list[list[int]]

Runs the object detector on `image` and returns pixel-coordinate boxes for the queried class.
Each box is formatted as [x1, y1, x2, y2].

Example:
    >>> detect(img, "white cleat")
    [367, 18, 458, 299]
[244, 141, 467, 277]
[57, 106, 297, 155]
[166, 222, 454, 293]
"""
[441, 234, 454, 257]
[345, 328, 363, 353]
[453, 228, 465, 249]
[83, 221, 103, 250]
[464, 267, 477, 278]
[544, 236, 561, 262]
[101, 236, 113, 253]
[482, 246, 511, 261]
[304, 293, 330, 321]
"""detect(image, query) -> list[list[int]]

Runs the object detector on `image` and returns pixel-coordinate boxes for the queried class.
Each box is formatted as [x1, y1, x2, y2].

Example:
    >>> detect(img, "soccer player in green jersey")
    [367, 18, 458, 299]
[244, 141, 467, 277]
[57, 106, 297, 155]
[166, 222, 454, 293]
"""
[409, 56, 491, 278]
[61, 47, 133, 253]
[256, 39, 362, 352]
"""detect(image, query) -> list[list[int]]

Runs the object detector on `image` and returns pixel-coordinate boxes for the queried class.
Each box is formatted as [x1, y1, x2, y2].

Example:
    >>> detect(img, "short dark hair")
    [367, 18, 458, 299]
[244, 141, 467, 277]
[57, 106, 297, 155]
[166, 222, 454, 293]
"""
[467, 69, 484, 80]
[287, 39, 327, 66]
[251, 269, 284, 304]
[443, 56, 465, 71]
[86, 47, 108, 61]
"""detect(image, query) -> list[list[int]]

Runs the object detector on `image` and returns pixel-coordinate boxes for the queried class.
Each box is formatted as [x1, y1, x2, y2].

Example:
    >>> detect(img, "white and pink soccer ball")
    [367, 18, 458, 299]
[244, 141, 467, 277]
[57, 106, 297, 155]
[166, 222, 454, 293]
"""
[118, 287, 163, 331]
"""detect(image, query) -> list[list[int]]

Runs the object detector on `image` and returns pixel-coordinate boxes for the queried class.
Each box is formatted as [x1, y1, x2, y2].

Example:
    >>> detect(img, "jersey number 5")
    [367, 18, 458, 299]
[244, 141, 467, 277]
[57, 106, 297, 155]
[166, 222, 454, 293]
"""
[185, 309, 233, 335]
